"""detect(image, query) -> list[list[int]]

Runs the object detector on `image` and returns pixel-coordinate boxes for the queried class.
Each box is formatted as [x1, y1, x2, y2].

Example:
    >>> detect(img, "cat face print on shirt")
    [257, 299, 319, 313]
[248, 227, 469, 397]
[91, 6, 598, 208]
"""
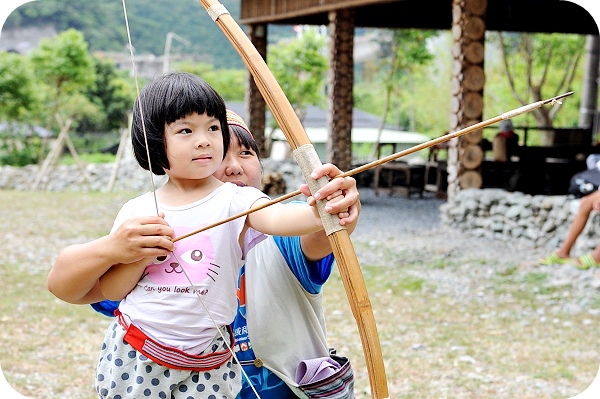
[144, 226, 219, 285]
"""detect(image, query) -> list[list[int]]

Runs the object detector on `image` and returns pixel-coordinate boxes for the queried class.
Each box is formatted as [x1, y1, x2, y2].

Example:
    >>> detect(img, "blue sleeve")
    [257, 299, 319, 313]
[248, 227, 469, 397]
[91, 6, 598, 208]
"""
[272, 235, 334, 295]
[90, 300, 120, 317]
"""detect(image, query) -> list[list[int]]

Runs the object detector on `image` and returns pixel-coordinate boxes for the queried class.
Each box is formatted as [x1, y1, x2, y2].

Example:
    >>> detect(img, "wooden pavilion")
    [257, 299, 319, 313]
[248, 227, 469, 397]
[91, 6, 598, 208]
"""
[236, 0, 599, 198]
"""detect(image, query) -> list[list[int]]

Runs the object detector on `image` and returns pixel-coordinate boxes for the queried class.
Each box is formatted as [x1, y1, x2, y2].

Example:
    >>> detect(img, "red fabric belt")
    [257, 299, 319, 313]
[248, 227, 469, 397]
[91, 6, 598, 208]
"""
[115, 309, 234, 371]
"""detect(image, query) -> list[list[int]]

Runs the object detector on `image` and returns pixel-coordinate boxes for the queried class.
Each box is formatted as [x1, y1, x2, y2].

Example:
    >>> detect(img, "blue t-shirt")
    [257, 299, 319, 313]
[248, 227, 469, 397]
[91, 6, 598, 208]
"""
[91, 297, 118, 317]
[92, 235, 334, 399]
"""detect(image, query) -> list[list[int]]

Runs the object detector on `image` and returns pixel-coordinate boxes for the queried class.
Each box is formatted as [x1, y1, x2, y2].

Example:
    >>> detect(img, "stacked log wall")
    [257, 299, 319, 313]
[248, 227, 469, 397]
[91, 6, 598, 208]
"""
[448, 0, 487, 199]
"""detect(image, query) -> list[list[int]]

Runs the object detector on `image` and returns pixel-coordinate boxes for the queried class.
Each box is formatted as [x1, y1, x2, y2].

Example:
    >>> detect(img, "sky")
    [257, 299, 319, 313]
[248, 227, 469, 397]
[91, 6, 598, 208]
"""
[0, 1, 599, 399]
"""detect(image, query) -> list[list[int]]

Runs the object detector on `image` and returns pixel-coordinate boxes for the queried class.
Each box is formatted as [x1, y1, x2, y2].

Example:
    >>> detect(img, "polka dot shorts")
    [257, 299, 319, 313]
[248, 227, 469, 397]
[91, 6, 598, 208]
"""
[96, 319, 242, 399]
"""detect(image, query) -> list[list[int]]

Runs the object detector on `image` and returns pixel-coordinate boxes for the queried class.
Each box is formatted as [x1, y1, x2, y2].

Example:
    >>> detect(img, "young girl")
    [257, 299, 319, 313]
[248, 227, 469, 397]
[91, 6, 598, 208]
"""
[94, 72, 335, 399]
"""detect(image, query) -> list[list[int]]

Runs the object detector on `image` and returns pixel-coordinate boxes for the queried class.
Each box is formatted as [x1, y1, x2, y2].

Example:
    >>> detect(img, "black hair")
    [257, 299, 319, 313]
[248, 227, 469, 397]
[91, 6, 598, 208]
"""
[228, 124, 261, 159]
[131, 72, 230, 175]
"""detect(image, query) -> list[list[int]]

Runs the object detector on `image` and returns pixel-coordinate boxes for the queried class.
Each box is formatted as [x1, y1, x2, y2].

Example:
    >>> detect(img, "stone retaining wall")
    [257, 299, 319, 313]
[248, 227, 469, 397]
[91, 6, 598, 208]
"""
[440, 188, 600, 255]
[0, 158, 308, 196]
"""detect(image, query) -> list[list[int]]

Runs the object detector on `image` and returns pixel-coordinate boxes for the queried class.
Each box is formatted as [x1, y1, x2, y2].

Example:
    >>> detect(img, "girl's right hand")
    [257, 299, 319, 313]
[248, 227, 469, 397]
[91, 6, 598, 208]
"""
[109, 214, 176, 265]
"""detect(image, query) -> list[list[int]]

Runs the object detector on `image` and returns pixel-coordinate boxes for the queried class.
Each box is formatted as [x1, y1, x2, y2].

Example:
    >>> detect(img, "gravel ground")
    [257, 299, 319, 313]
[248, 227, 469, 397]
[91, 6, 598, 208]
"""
[352, 188, 600, 305]
[352, 187, 540, 265]
[338, 188, 600, 399]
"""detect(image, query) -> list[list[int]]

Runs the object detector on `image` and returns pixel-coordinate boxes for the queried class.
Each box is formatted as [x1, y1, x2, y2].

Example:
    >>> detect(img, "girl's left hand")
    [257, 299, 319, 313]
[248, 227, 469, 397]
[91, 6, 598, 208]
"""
[299, 163, 360, 226]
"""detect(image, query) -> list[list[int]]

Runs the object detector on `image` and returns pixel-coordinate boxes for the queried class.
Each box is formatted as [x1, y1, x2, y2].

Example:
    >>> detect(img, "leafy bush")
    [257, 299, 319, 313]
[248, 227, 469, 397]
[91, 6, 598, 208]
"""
[0, 135, 42, 166]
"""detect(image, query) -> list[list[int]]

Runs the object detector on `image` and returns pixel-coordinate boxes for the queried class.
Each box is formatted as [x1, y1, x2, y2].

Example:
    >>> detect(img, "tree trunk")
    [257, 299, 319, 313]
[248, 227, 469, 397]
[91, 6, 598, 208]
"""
[579, 35, 600, 137]
[246, 24, 268, 157]
[327, 9, 355, 171]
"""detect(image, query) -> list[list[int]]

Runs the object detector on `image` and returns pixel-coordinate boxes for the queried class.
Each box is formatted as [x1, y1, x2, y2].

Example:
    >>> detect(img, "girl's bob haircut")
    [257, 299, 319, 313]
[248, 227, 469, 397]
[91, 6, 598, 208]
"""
[131, 72, 230, 175]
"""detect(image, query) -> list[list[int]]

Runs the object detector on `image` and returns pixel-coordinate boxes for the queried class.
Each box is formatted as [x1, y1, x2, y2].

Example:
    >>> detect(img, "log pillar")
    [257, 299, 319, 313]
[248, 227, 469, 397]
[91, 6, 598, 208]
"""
[246, 23, 267, 157]
[448, 0, 487, 199]
[327, 9, 355, 172]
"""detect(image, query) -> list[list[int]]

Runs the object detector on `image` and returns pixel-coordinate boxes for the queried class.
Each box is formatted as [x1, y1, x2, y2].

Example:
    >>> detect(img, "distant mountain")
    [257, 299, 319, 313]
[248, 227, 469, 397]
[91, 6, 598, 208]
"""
[4, 0, 296, 69]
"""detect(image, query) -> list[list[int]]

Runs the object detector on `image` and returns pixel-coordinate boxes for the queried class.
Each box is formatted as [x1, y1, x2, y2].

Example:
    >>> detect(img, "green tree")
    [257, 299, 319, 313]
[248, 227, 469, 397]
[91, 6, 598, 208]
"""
[0, 51, 39, 122]
[400, 32, 452, 136]
[494, 32, 585, 144]
[354, 30, 448, 139]
[0, 52, 43, 167]
[268, 27, 328, 122]
[365, 29, 436, 158]
[177, 61, 246, 102]
[377, 30, 435, 126]
[30, 28, 96, 130]
[79, 56, 135, 132]
[28, 28, 97, 162]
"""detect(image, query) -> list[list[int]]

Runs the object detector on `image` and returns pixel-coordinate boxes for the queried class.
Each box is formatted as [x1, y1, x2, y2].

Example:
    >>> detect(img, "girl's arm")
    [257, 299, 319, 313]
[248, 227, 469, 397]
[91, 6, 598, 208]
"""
[48, 236, 121, 304]
[98, 259, 151, 301]
[246, 200, 323, 237]
[47, 215, 175, 304]
[246, 163, 359, 238]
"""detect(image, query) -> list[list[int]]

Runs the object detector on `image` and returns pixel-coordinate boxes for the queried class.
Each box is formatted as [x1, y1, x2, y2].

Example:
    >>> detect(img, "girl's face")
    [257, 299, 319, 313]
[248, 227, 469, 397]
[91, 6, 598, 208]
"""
[213, 134, 262, 190]
[164, 112, 224, 181]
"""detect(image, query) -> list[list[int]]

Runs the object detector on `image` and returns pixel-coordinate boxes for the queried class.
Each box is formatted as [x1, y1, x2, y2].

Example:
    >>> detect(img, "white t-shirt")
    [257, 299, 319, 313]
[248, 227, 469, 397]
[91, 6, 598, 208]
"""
[116, 183, 268, 354]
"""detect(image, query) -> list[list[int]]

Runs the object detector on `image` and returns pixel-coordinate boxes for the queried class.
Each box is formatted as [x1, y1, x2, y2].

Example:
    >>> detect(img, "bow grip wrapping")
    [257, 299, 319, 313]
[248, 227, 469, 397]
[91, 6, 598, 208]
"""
[293, 144, 345, 236]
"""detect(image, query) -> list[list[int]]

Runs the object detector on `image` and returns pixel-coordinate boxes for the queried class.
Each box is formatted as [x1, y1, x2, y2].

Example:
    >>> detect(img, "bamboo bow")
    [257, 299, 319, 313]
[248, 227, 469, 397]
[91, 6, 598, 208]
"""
[195, 1, 389, 397]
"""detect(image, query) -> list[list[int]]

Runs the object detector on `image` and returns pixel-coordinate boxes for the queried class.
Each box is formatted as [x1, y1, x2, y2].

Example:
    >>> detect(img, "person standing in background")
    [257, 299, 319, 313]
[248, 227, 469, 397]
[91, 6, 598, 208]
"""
[492, 119, 519, 162]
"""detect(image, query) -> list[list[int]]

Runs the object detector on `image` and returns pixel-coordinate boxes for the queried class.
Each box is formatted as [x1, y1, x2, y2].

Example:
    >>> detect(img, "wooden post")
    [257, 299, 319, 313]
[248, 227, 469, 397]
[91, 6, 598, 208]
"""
[327, 9, 355, 171]
[107, 127, 130, 192]
[31, 117, 72, 190]
[31, 115, 89, 191]
[63, 133, 90, 186]
[449, 0, 488, 197]
[108, 114, 133, 192]
[246, 23, 267, 157]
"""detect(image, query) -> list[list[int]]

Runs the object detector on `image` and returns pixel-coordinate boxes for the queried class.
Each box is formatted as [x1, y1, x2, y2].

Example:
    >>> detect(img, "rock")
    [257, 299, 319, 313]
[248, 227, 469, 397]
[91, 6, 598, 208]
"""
[440, 188, 594, 254]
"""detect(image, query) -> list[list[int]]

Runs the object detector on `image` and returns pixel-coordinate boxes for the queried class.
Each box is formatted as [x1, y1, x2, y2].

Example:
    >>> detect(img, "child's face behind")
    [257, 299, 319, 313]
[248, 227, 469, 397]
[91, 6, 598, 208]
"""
[164, 112, 225, 181]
